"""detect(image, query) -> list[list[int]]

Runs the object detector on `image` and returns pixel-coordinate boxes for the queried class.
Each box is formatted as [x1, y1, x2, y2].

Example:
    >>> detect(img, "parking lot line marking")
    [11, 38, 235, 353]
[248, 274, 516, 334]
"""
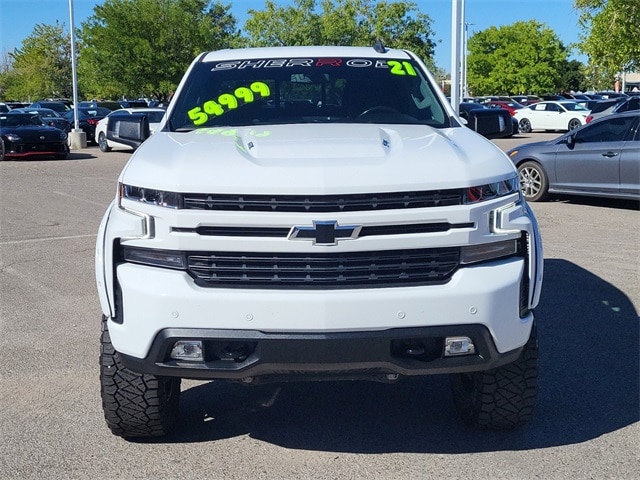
[0, 234, 96, 246]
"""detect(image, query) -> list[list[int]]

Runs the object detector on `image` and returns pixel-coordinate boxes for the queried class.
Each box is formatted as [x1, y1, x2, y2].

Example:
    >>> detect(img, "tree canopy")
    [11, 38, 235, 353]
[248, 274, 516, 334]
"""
[467, 21, 569, 95]
[575, 0, 640, 78]
[243, 0, 437, 69]
[78, 0, 240, 99]
[3, 22, 72, 101]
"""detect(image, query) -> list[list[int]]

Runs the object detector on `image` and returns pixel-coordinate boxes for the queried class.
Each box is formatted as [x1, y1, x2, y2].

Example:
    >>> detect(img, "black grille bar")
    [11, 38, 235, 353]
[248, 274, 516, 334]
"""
[186, 248, 460, 289]
[172, 222, 474, 238]
[182, 190, 463, 212]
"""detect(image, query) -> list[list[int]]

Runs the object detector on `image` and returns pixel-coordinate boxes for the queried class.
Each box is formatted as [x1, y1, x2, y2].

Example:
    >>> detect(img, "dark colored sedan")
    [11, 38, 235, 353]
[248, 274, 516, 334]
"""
[63, 107, 111, 144]
[11, 107, 71, 132]
[507, 112, 639, 201]
[0, 113, 69, 160]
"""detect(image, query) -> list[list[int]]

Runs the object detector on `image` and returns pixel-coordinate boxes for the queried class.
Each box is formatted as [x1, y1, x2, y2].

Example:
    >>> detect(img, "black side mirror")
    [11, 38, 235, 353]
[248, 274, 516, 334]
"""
[566, 133, 575, 149]
[107, 113, 150, 149]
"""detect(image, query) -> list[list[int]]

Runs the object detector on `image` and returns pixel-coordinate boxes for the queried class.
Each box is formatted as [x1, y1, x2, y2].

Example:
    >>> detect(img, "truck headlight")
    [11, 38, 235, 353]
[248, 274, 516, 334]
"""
[122, 246, 186, 269]
[460, 238, 521, 264]
[463, 176, 519, 204]
[119, 183, 182, 208]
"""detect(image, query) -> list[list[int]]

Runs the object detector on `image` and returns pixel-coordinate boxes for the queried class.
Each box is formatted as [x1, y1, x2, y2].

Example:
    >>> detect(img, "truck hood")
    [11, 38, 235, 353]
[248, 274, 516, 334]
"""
[120, 123, 515, 194]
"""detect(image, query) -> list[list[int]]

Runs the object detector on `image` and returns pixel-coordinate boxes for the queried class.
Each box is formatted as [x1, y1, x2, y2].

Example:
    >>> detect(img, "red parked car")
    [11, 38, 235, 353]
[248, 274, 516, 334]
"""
[486, 100, 524, 116]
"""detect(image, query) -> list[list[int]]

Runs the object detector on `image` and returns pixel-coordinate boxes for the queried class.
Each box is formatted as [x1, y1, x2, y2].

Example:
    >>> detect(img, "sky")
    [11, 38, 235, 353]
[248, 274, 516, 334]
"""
[0, 0, 586, 73]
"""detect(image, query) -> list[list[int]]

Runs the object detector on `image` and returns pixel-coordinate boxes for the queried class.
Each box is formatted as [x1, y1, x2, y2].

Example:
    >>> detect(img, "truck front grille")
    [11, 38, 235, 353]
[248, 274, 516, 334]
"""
[183, 190, 463, 212]
[186, 248, 460, 289]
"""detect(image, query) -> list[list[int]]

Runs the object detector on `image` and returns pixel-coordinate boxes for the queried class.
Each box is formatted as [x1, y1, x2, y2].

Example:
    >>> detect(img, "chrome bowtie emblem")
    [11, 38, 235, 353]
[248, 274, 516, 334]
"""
[288, 220, 362, 245]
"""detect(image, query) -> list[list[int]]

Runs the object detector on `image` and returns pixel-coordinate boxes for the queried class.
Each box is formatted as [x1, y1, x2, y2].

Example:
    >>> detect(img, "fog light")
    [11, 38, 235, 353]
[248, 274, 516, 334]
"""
[444, 337, 475, 356]
[170, 341, 204, 361]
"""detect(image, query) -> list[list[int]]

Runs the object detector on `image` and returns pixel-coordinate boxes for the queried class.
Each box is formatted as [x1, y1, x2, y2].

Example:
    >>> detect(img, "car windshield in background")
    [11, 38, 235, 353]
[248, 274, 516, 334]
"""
[562, 102, 590, 111]
[0, 114, 44, 127]
[145, 111, 166, 123]
[169, 57, 449, 131]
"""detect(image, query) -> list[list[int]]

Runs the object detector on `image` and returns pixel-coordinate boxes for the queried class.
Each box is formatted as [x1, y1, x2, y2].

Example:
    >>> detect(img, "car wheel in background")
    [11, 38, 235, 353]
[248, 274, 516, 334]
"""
[517, 161, 549, 202]
[568, 118, 582, 131]
[518, 118, 532, 133]
[98, 132, 112, 152]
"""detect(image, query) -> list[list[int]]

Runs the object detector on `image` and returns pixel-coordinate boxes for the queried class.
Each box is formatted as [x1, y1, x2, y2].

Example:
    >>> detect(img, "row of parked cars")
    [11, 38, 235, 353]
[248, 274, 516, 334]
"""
[461, 93, 639, 203]
[0, 98, 166, 161]
[462, 91, 639, 134]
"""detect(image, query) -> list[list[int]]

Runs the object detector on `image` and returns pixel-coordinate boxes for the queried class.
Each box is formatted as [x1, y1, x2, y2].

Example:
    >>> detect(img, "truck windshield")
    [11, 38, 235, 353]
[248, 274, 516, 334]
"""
[168, 57, 449, 131]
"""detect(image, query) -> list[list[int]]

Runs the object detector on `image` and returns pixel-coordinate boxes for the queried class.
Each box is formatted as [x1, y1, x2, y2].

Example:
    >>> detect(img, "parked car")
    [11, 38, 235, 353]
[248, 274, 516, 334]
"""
[78, 100, 123, 111]
[511, 95, 541, 106]
[4, 101, 30, 109]
[28, 101, 70, 114]
[63, 107, 111, 144]
[507, 111, 639, 201]
[576, 99, 606, 111]
[586, 96, 640, 123]
[458, 102, 515, 138]
[11, 107, 71, 132]
[95, 107, 166, 152]
[485, 100, 524, 116]
[0, 113, 69, 160]
[514, 100, 590, 133]
[596, 91, 629, 100]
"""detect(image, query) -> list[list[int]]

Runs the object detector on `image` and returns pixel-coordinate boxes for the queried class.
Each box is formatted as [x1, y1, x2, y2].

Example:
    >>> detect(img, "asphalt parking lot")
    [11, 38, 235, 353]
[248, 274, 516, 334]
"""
[0, 133, 638, 479]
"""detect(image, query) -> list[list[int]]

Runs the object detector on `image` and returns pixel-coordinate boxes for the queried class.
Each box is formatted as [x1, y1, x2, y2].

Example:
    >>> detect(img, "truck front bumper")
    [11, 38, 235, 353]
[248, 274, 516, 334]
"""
[118, 323, 526, 382]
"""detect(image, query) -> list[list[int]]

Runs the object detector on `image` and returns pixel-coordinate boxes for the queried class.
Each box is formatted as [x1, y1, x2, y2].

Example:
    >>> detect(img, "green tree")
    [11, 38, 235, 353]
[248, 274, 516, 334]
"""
[4, 22, 72, 101]
[243, 0, 437, 69]
[79, 0, 240, 100]
[559, 59, 587, 92]
[575, 0, 640, 78]
[467, 21, 568, 95]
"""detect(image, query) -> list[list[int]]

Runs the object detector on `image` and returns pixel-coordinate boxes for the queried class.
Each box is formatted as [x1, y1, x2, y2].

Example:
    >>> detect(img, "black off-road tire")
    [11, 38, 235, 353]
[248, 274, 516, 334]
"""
[450, 324, 538, 430]
[100, 316, 181, 437]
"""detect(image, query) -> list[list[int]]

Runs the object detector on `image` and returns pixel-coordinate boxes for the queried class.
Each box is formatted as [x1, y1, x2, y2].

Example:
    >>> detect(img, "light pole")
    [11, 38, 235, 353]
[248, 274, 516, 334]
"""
[463, 22, 473, 99]
[450, 0, 462, 113]
[68, 0, 87, 149]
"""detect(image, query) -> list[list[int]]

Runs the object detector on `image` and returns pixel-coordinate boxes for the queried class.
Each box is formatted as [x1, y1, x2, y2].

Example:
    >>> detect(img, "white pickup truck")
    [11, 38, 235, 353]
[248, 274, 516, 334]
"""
[96, 44, 543, 438]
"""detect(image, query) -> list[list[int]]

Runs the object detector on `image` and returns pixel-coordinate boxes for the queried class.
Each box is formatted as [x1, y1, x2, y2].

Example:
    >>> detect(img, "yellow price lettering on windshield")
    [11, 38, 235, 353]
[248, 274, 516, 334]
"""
[250, 81, 270, 97]
[204, 100, 224, 116]
[218, 93, 238, 110]
[388, 61, 417, 76]
[234, 87, 254, 103]
[188, 81, 271, 126]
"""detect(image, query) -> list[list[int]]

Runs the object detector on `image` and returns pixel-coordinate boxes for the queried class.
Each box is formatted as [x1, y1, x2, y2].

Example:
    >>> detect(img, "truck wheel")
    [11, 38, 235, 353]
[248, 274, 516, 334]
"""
[100, 316, 180, 437]
[450, 324, 538, 429]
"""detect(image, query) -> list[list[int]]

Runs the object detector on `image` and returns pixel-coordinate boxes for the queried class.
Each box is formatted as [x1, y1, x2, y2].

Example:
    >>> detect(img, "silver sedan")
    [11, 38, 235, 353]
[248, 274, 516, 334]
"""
[507, 112, 639, 201]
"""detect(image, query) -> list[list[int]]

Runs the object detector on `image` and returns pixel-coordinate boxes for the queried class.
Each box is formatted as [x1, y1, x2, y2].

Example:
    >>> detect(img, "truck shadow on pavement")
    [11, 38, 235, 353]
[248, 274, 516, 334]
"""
[141, 259, 639, 452]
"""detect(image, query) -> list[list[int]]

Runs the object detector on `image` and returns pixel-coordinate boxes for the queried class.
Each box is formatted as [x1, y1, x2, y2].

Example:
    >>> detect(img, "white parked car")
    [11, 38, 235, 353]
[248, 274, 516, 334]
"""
[96, 45, 543, 437]
[514, 100, 590, 133]
[96, 108, 165, 152]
